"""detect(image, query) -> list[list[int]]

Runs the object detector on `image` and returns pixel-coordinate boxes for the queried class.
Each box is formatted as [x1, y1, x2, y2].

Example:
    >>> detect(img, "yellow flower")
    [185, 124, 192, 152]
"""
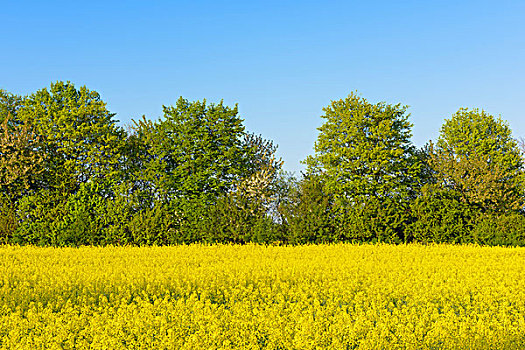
[0, 243, 524, 349]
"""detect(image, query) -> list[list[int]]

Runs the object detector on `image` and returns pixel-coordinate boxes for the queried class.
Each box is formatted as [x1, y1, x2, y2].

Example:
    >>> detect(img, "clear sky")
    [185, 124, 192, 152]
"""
[2, 0, 524, 174]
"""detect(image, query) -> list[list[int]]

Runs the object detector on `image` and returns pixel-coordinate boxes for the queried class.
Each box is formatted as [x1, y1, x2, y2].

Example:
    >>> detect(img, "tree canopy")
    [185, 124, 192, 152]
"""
[429, 108, 525, 213]
[131, 97, 281, 204]
[0, 82, 524, 246]
[305, 92, 420, 203]
[17, 81, 125, 193]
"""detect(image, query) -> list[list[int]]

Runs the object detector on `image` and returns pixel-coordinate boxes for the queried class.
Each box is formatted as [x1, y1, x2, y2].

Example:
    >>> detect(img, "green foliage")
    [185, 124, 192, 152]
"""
[408, 108, 525, 246]
[126, 97, 283, 244]
[2, 82, 524, 247]
[18, 81, 126, 194]
[305, 93, 420, 242]
[0, 116, 45, 200]
[15, 189, 65, 245]
[125, 204, 176, 245]
[280, 174, 336, 244]
[0, 194, 17, 243]
[407, 185, 476, 244]
[3, 82, 131, 246]
[132, 97, 248, 202]
[306, 92, 420, 203]
[0, 90, 45, 201]
[0, 90, 22, 123]
[430, 108, 525, 213]
[174, 195, 277, 244]
[471, 212, 525, 246]
[338, 197, 410, 243]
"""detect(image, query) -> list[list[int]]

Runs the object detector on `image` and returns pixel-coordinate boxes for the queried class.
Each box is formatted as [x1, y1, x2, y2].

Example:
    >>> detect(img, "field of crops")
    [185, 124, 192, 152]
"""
[1, 244, 525, 349]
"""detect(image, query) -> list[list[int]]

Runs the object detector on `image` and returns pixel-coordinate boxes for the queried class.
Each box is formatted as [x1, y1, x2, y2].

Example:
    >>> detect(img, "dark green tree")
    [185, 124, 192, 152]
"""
[280, 173, 336, 243]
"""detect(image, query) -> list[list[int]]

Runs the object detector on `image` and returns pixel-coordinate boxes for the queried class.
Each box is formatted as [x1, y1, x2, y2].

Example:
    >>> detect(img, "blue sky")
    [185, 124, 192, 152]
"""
[2, 0, 524, 173]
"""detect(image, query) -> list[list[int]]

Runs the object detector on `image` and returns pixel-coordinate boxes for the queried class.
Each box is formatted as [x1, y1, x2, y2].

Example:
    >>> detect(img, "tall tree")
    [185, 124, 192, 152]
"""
[17, 81, 125, 193]
[305, 93, 420, 242]
[305, 92, 420, 205]
[128, 97, 284, 243]
[429, 108, 525, 213]
[132, 97, 282, 203]
[132, 97, 247, 203]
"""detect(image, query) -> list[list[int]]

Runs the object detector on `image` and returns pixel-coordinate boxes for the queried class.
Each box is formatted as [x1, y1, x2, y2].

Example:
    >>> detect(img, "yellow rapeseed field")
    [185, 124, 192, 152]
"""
[1, 244, 525, 349]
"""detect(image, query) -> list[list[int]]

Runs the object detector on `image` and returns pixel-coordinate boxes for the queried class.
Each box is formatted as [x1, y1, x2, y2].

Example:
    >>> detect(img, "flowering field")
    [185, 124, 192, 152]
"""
[1, 244, 524, 349]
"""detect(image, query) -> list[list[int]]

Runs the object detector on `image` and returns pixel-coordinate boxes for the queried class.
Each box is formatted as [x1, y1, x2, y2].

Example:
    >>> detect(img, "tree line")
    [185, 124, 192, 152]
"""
[1, 82, 524, 246]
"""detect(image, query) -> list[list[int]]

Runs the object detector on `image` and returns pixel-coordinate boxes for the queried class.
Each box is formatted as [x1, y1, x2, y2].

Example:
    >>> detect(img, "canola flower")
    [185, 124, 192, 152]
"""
[0, 243, 524, 349]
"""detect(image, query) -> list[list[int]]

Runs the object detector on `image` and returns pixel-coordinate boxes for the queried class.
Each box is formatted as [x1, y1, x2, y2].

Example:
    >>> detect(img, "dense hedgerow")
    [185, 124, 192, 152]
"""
[1, 84, 525, 246]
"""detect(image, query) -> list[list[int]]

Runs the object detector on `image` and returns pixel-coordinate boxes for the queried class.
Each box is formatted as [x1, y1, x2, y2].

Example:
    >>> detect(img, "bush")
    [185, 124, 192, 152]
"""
[337, 197, 409, 243]
[471, 212, 525, 246]
[173, 194, 280, 244]
[0, 195, 17, 243]
[14, 184, 106, 246]
[280, 174, 336, 244]
[407, 186, 476, 244]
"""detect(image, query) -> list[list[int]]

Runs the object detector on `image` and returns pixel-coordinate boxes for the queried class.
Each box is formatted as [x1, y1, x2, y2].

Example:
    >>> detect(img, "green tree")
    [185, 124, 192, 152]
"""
[18, 81, 126, 193]
[429, 108, 525, 213]
[280, 173, 336, 243]
[132, 98, 282, 202]
[306, 92, 420, 202]
[305, 93, 420, 241]
[130, 97, 282, 243]
[10, 82, 128, 245]
[132, 97, 248, 203]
